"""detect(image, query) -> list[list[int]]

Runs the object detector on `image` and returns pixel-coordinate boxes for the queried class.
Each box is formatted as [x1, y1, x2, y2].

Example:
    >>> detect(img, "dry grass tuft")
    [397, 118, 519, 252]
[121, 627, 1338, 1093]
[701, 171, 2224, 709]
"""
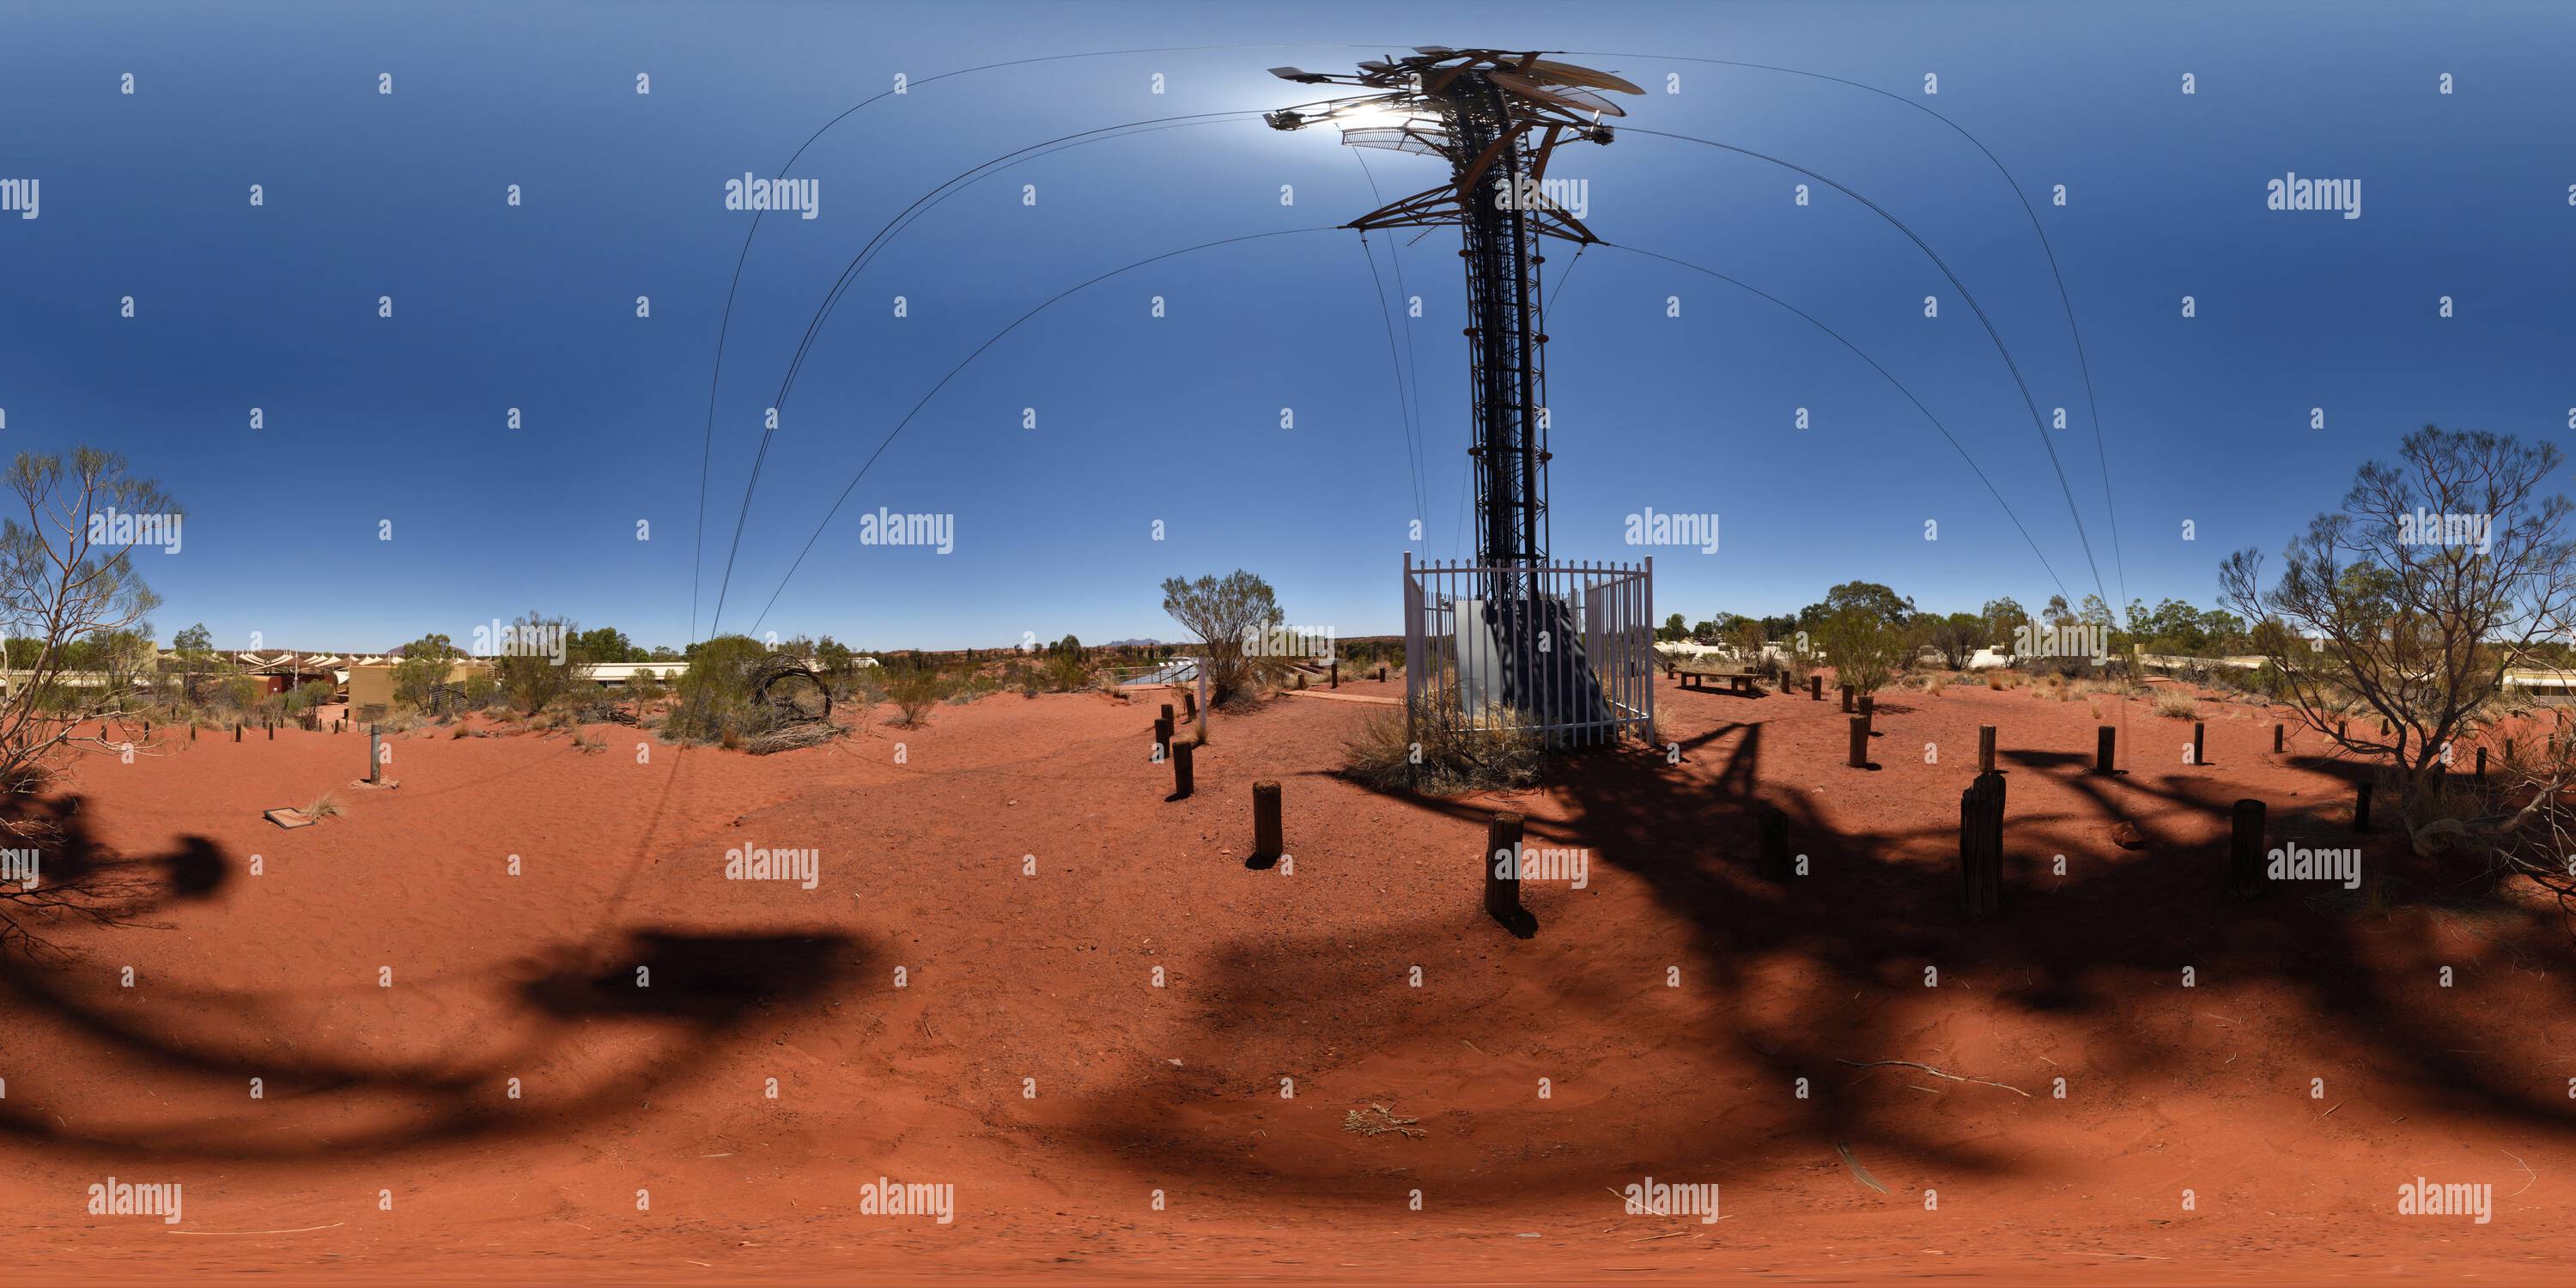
[1344, 696, 1542, 795]
[2153, 690, 2200, 720]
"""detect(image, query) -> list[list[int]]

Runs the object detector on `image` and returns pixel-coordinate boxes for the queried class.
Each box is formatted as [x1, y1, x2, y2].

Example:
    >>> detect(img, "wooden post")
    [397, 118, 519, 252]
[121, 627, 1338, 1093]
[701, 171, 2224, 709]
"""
[1296, 672, 1306, 690]
[1857, 694, 1874, 725]
[1251, 780, 1283, 865]
[1182, 688, 1197, 721]
[1809, 674, 1822, 701]
[1484, 812, 1525, 927]
[1959, 770, 2005, 915]
[368, 723, 381, 785]
[1977, 726, 1996, 773]
[1378, 665, 1387, 682]
[1168, 738, 1193, 801]
[190, 722, 197, 742]
[1329, 660, 1339, 690]
[234, 723, 241, 743]
[267, 720, 276, 741]
[2354, 780, 2372, 832]
[2273, 723, 2283, 753]
[2476, 745, 2488, 781]
[2338, 719, 2348, 744]
[1840, 684, 1855, 714]
[1848, 715, 1870, 769]
[2229, 799, 2268, 900]
[2094, 725, 2116, 775]
[1153, 712, 1173, 759]
[2191, 721, 2203, 766]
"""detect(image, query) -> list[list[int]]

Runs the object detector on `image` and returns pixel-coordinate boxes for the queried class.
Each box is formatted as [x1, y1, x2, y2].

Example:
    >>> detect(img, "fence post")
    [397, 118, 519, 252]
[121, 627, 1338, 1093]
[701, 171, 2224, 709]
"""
[367, 724, 381, 784]
[1960, 770, 2004, 914]
[1848, 715, 1870, 769]
[1252, 780, 1283, 866]
[1168, 738, 1194, 801]
[2273, 722, 2283, 753]
[2354, 780, 2372, 832]
[1485, 812, 1525, 927]
[1809, 674, 1821, 701]
[1840, 684, 1855, 714]
[1153, 709, 1173, 760]
[1857, 694, 1874, 725]
[1329, 660, 1339, 690]
[1977, 725, 1996, 773]
[2229, 799, 2268, 900]
[2191, 721, 2203, 766]
[234, 722, 241, 743]
[2476, 744, 2488, 781]
[2094, 725, 2116, 775]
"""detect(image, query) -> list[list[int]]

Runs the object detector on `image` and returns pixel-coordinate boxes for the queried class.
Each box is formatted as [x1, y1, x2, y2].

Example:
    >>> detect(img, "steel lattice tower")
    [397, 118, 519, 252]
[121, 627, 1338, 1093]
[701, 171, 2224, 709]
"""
[1267, 47, 1635, 580]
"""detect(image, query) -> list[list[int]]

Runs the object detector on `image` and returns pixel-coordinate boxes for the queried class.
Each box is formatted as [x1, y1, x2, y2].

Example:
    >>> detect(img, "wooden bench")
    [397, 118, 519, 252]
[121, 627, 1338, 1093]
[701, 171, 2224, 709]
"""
[1674, 666, 1764, 696]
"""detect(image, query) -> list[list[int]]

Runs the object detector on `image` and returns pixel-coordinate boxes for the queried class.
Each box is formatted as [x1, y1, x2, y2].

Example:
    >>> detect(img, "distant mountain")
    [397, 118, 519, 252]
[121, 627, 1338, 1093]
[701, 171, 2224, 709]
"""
[1102, 638, 1167, 647]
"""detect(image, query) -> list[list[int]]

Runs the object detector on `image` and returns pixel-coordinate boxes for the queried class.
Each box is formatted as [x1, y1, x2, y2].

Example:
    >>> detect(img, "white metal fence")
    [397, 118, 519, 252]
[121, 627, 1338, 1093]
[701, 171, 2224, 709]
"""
[1402, 553, 1656, 748]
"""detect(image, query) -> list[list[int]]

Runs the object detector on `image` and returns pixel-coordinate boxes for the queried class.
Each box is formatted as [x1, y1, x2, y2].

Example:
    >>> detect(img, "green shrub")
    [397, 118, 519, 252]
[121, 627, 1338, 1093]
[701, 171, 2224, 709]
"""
[886, 667, 947, 726]
[661, 635, 781, 745]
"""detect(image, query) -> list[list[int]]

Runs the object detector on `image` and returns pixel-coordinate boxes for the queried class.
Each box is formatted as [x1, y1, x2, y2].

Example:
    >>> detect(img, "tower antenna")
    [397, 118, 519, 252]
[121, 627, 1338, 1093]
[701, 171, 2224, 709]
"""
[1268, 48, 1637, 576]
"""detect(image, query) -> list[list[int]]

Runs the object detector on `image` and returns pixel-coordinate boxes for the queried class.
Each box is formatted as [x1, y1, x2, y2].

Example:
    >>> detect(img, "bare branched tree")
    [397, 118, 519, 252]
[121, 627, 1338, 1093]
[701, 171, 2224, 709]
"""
[0, 448, 172, 951]
[2221, 427, 2576, 825]
[1160, 569, 1283, 706]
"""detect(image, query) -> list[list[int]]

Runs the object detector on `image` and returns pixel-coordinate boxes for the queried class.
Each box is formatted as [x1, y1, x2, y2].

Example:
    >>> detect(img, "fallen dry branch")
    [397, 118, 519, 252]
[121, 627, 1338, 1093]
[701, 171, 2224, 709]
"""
[744, 722, 849, 756]
[1342, 1103, 1425, 1139]
[1837, 1058, 2032, 1097]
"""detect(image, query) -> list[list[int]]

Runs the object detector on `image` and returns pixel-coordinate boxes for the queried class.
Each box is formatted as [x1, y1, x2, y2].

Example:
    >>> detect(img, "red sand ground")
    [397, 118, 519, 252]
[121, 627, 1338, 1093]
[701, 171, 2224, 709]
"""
[4, 677, 2574, 1285]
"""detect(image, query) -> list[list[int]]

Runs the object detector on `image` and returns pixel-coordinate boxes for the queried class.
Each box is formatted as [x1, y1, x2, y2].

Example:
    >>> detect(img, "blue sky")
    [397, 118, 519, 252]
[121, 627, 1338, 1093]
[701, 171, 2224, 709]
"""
[3, 0, 2570, 652]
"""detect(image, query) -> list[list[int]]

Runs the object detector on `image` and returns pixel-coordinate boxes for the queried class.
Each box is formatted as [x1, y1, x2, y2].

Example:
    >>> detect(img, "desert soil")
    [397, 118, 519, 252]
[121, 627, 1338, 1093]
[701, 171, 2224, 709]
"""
[4, 675, 2573, 1284]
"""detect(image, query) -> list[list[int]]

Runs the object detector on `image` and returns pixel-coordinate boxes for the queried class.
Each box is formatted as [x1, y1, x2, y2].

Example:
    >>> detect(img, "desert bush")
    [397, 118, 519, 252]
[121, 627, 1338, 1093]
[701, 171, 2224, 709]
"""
[1042, 651, 1093, 693]
[662, 635, 783, 745]
[885, 667, 946, 726]
[1160, 568, 1282, 706]
[1344, 695, 1543, 795]
[495, 611, 578, 715]
[2154, 687, 2202, 720]
[1814, 606, 1909, 695]
[2021, 653, 2095, 680]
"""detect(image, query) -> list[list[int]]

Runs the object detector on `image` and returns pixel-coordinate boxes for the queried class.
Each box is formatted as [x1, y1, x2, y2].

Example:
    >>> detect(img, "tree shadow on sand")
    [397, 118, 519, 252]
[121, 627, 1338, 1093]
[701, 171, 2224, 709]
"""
[0, 791, 871, 1160]
[1069, 692, 2576, 1197]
